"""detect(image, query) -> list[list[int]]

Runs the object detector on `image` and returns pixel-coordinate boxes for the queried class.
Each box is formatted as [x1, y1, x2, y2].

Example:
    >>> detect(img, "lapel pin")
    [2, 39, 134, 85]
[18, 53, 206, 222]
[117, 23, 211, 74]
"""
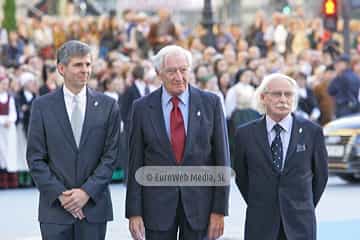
[94, 101, 99, 107]
[299, 128, 303, 134]
[197, 111, 201, 117]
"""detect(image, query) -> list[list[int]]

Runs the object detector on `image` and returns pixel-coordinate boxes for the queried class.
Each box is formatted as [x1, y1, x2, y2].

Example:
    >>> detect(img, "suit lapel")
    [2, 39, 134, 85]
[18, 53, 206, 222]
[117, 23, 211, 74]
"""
[182, 86, 201, 163]
[148, 88, 175, 162]
[78, 88, 96, 149]
[51, 88, 77, 151]
[254, 117, 274, 169]
[283, 115, 302, 173]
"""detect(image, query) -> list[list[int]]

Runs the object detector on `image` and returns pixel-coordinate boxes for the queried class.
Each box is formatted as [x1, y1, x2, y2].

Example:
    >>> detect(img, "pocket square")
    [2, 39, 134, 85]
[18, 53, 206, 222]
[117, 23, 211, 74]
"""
[296, 144, 306, 152]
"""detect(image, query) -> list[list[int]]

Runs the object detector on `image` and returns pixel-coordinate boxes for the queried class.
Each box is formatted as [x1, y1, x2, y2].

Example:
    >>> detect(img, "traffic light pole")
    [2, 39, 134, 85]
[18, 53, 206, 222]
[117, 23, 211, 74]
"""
[342, 0, 351, 55]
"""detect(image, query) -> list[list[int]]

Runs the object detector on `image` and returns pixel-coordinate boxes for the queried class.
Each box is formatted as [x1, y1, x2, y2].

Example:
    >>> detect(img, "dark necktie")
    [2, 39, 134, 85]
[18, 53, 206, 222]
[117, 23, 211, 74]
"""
[170, 97, 185, 164]
[271, 124, 283, 171]
[144, 84, 150, 95]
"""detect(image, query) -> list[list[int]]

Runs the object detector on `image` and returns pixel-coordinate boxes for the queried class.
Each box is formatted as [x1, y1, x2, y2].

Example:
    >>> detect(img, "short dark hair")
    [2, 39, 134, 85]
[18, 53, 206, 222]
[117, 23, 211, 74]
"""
[132, 65, 145, 80]
[57, 40, 91, 65]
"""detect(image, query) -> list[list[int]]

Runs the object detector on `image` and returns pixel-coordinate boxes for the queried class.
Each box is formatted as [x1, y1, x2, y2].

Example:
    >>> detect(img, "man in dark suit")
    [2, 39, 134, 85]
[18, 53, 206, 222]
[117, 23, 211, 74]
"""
[18, 71, 37, 136]
[27, 40, 120, 240]
[234, 73, 328, 240]
[126, 45, 230, 240]
[328, 54, 360, 118]
[121, 64, 147, 181]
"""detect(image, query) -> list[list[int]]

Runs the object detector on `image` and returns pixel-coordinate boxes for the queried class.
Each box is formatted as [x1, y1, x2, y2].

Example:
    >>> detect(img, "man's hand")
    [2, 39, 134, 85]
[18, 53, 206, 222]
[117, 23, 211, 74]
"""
[129, 216, 145, 240]
[71, 208, 85, 220]
[207, 213, 224, 240]
[60, 189, 90, 213]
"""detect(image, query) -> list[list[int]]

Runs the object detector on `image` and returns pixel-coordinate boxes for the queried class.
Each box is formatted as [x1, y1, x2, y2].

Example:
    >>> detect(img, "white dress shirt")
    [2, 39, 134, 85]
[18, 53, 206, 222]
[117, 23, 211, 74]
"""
[63, 85, 87, 123]
[23, 90, 34, 102]
[134, 80, 147, 97]
[266, 114, 293, 170]
[104, 91, 119, 102]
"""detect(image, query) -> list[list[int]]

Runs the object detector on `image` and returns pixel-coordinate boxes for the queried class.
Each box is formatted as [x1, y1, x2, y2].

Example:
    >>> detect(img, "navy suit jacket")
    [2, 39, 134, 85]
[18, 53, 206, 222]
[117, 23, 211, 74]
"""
[234, 115, 328, 240]
[121, 84, 141, 130]
[27, 87, 120, 224]
[125, 85, 230, 231]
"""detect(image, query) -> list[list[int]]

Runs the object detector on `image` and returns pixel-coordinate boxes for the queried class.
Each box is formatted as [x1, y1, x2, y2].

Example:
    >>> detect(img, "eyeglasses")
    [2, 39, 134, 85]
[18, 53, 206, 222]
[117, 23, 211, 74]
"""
[264, 91, 294, 98]
[163, 66, 189, 75]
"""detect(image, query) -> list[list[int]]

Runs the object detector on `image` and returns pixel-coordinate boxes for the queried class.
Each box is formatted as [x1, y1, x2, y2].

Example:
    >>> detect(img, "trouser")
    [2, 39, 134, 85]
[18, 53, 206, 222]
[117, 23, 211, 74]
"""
[145, 200, 208, 240]
[40, 220, 107, 240]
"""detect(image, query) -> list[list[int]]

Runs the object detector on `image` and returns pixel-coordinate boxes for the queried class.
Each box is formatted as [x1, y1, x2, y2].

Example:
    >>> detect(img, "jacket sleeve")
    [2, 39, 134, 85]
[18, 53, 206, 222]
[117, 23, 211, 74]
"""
[234, 126, 249, 204]
[211, 95, 231, 215]
[312, 126, 328, 206]
[125, 100, 144, 218]
[81, 100, 120, 203]
[26, 99, 67, 206]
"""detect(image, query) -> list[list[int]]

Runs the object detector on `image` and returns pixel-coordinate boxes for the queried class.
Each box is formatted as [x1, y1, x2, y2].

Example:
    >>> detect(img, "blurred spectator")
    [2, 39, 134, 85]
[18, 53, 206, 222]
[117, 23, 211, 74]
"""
[31, 16, 54, 59]
[225, 69, 256, 118]
[328, 54, 360, 118]
[121, 64, 146, 130]
[188, 36, 205, 66]
[99, 13, 121, 58]
[246, 10, 267, 56]
[1, 31, 24, 67]
[313, 65, 336, 125]
[291, 18, 310, 56]
[197, 74, 226, 116]
[39, 64, 58, 95]
[0, 74, 18, 188]
[18, 72, 37, 136]
[148, 8, 179, 53]
[218, 71, 232, 98]
[213, 58, 228, 80]
[228, 82, 260, 163]
[351, 56, 360, 76]
[215, 23, 235, 52]
[128, 12, 151, 59]
[294, 72, 321, 121]
[201, 46, 216, 66]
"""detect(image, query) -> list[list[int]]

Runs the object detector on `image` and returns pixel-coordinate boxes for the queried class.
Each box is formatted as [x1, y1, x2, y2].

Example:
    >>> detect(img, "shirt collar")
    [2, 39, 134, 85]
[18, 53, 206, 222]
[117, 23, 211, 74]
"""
[134, 79, 145, 89]
[161, 85, 189, 106]
[63, 85, 87, 100]
[266, 113, 293, 134]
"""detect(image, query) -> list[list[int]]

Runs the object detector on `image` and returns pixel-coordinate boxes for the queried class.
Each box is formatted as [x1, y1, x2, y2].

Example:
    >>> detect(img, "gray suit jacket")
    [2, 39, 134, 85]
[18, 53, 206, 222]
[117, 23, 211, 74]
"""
[125, 86, 230, 231]
[27, 87, 120, 224]
[234, 115, 328, 240]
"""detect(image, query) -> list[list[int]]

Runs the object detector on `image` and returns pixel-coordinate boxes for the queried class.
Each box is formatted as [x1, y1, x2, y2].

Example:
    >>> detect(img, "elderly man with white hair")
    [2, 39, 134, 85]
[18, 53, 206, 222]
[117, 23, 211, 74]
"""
[126, 45, 230, 240]
[18, 71, 38, 135]
[233, 73, 328, 240]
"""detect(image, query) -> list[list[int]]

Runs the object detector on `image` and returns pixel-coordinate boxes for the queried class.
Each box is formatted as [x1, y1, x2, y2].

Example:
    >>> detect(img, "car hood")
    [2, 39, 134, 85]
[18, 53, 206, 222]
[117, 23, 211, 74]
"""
[324, 114, 360, 135]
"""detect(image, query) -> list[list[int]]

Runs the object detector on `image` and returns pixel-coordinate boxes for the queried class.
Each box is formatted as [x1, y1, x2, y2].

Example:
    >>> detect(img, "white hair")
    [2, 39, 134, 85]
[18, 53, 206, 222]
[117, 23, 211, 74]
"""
[254, 73, 299, 114]
[152, 45, 192, 72]
[19, 72, 36, 86]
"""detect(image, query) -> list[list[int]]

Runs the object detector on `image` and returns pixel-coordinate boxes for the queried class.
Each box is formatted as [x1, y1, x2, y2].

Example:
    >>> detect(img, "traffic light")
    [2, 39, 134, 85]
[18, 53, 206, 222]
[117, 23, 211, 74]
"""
[282, 5, 291, 15]
[322, 0, 338, 32]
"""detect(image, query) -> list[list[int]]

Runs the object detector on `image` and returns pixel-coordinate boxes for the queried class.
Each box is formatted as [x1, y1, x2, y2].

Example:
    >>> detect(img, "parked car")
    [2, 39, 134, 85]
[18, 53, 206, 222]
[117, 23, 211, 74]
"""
[323, 114, 360, 183]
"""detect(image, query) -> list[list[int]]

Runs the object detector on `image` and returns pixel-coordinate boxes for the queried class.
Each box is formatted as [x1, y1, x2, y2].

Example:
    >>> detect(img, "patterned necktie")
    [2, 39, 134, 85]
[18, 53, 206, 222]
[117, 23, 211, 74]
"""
[170, 97, 185, 164]
[271, 124, 283, 170]
[70, 95, 83, 147]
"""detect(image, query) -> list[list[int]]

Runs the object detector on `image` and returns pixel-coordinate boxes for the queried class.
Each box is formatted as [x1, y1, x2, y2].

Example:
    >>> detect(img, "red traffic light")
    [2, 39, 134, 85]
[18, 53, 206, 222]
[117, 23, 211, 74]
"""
[323, 0, 337, 16]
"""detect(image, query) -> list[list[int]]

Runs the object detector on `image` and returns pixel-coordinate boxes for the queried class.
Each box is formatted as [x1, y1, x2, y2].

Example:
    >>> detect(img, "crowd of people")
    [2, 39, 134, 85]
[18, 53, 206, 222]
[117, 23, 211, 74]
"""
[0, 6, 360, 189]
